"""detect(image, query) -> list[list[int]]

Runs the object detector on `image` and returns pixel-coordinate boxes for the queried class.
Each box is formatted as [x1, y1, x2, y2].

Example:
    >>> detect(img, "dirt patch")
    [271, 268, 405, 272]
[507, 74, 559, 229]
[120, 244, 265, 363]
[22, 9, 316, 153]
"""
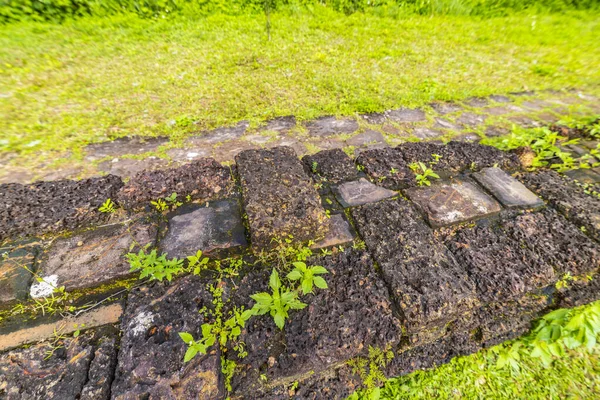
[0, 175, 123, 241]
[116, 158, 235, 210]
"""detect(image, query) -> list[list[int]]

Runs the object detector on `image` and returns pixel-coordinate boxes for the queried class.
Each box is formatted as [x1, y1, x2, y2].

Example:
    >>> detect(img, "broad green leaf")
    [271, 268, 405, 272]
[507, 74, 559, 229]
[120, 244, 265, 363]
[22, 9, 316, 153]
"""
[184, 346, 199, 362]
[250, 292, 272, 305]
[310, 265, 328, 275]
[270, 269, 281, 290]
[313, 276, 328, 289]
[179, 332, 194, 344]
[287, 269, 303, 281]
[274, 312, 285, 330]
[302, 278, 313, 295]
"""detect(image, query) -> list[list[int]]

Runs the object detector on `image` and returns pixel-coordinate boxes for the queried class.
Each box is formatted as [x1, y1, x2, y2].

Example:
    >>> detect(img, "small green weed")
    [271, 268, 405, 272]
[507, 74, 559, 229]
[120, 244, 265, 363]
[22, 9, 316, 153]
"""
[409, 161, 440, 186]
[98, 198, 116, 213]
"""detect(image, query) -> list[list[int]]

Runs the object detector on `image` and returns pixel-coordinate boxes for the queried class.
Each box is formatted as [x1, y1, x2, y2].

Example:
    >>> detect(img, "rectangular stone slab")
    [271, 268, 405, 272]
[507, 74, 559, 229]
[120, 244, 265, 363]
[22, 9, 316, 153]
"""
[34, 219, 156, 295]
[334, 178, 396, 207]
[0, 239, 40, 304]
[160, 199, 247, 259]
[445, 224, 555, 304]
[351, 199, 478, 332]
[311, 213, 354, 249]
[236, 146, 329, 250]
[472, 167, 544, 209]
[405, 178, 502, 228]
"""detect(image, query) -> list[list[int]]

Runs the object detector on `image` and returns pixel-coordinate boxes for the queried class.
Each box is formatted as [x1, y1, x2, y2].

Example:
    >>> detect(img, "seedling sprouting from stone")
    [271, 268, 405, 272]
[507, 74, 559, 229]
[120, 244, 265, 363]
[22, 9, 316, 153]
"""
[287, 261, 329, 295]
[98, 198, 116, 213]
[311, 161, 318, 174]
[151, 192, 183, 212]
[409, 162, 440, 186]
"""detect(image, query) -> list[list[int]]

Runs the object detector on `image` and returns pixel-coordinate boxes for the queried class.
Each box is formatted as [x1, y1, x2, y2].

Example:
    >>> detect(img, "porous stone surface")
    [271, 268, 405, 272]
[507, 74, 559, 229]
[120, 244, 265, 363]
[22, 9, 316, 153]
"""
[311, 214, 354, 249]
[0, 175, 123, 241]
[457, 112, 487, 127]
[558, 272, 600, 308]
[352, 199, 478, 332]
[464, 97, 489, 107]
[334, 178, 396, 207]
[405, 179, 502, 228]
[302, 149, 359, 184]
[472, 167, 544, 209]
[501, 209, 600, 277]
[0, 328, 118, 400]
[355, 147, 415, 189]
[305, 116, 358, 137]
[386, 108, 426, 123]
[430, 102, 462, 115]
[413, 127, 443, 139]
[518, 170, 600, 241]
[445, 224, 555, 303]
[228, 250, 402, 395]
[0, 239, 40, 303]
[84, 136, 168, 161]
[160, 199, 247, 258]
[117, 158, 235, 210]
[236, 146, 329, 249]
[35, 219, 156, 293]
[112, 275, 224, 399]
[397, 142, 519, 173]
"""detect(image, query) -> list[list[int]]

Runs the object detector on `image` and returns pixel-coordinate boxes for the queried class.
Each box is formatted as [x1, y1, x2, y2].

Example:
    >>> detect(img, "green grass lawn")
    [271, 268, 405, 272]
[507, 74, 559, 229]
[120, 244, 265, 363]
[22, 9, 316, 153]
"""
[1, 8, 599, 168]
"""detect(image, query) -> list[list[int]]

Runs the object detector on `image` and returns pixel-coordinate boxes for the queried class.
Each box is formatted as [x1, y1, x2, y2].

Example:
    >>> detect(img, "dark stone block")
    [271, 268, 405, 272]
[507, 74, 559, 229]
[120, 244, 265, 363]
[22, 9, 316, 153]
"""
[0, 328, 118, 400]
[160, 199, 247, 259]
[0, 238, 40, 304]
[311, 214, 354, 249]
[501, 209, 600, 277]
[236, 146, 329, 250]
[346, 130, 387, 147]
[564, 168, 600, 184]
[0, 175, 123, 241]
[518, 170, 600, 241]
[558, 273, 600, 308]
[351, 199, 477, 332]
[334, 178, 396, 207]
[191, 121, 249, 144]
[305, 116, 358, 137]
[229, 250, 402, 395]
[34, 218, 156, 294]
[112, 275, 224, 399]
[116, 158, 235, 210]
[80, 336, 118, 400]
[398, 142, 520, 173]
[405, 179, 502, 228]
[355, 147, 415, 189]
[302, 149, 359, 184]
[445, 224, 555, 304]
[472, 167, 544, 209]
[430, 102, 462, 115]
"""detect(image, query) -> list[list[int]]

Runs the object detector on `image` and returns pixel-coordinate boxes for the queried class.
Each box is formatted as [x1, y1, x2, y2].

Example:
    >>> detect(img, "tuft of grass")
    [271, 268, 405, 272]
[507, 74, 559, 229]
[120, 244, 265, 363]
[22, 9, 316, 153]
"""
[1, 8, 599, 170]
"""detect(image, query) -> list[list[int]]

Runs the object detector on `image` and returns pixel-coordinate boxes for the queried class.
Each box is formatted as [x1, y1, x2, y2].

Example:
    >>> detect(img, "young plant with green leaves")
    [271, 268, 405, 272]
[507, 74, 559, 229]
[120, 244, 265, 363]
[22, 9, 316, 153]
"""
[409, 161, 440, 186]
[98, 198, 116, 213]
[287, 261, 328, 295]
[249, 269, 307, 329]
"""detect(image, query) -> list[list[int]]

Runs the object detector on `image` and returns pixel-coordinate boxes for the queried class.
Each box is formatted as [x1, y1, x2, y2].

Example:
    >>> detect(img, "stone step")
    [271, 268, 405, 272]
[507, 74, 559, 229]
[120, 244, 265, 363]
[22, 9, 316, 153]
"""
[235, 146, 329, 250]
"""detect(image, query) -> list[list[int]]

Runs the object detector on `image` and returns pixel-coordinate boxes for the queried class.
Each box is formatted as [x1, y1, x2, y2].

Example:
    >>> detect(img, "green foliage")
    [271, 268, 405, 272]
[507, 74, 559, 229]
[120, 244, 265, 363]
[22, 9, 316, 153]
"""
[409, 161, 440, 186]
[287, 261, 328, 295]
[98, 198, 116, 213]
[349, 300, 600, 399]
[126, 248, 209, 281]
[151, 192, 182, 212]
[127, 249, 185, 281]
[249, 268, 307, 329]
[2, 0, 599, 23]
[482, 125, 599, 172]
[348, 345, 394, 391]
